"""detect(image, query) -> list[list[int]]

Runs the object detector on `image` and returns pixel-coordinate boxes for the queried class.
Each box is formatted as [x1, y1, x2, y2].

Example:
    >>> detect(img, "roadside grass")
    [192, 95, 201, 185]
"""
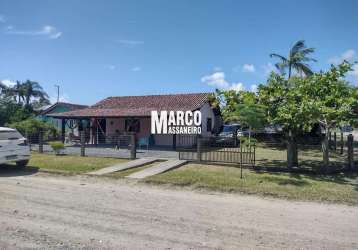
[255, 143, 347, 170]
[108, 162, 160, 178]
[28, 153, 128, 173]
[145, 163, 358, 205]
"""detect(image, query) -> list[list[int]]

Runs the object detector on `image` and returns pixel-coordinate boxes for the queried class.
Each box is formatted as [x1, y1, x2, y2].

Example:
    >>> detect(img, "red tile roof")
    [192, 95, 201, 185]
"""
[49, 93, 211, 118]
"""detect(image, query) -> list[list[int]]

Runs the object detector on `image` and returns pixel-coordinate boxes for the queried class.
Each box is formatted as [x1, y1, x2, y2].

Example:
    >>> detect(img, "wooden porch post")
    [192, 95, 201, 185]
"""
[61, 119, 66, 143]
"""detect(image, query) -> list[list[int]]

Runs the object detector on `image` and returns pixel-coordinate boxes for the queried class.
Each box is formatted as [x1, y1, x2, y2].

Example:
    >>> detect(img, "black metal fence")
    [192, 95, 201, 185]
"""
[178, 135, 255, 166]
[25, 131, 137, 159]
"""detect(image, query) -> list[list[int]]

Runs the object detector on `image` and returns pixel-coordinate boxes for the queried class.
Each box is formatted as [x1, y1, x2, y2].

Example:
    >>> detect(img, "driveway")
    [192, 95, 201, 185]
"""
[0, 172, 357, 249]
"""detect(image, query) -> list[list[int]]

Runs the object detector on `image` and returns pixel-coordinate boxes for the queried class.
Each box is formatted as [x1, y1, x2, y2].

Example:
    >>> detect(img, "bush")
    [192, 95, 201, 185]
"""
[240, 136, 257, 147]
[8, 118, 59, 139]
[49, 141, 65, 155]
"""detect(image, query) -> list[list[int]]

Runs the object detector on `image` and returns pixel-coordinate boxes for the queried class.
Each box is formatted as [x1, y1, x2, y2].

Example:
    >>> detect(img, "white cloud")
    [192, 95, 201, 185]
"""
[1, 79, 16, 87]
[118, 39, 144, 47]
[250, 84, 258, 92]
[263, 62, 277, 75]
[328, 49, 356, 64]
[201, 71, 245, 91]
[131, 66, 141, 72]
[242, 64, 255, 73]
[201, 72, 229, 89]
[6, 25, 62, 39]
[229, 82, 245, 92]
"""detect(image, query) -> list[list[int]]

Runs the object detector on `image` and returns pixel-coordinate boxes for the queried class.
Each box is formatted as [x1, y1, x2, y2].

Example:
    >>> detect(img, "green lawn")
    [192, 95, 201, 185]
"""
[254, 143, 347, 171]
[28, 153, 128, 173]
[145, 163, 358, 205]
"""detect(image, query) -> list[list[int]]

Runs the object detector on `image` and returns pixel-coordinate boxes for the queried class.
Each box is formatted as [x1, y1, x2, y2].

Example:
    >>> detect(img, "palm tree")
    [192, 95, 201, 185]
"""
[270, 40, 316, 78]
[22, 80, 49, 106]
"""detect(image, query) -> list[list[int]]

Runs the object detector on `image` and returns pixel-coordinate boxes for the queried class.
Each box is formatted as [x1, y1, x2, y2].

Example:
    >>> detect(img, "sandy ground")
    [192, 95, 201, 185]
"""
[0, 172, 357, 250]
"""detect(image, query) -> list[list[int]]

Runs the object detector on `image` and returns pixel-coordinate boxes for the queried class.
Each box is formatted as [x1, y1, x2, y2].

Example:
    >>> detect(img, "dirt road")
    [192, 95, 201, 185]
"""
[1, 172, 357, 249]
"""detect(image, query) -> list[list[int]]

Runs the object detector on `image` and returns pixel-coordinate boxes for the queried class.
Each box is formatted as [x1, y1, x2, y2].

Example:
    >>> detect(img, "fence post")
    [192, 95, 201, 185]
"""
[130, 133, 136, 160]
[347, 134, 354, 170]
[80, 131, 86, 157]
[340, 132, 344, 155]
[38, 130, 43, 153]
[197, 136, 202, 162]
[240, 141, 243, 179]
[334, 132, 337, 151]
[233, 130, 238, 147]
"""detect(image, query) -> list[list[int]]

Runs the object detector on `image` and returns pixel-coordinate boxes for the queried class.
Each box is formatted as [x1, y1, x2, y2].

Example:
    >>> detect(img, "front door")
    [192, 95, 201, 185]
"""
[97, 119, 107, 144]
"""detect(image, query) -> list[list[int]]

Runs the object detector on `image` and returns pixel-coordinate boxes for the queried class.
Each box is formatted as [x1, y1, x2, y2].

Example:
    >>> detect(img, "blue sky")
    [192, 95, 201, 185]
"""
[0, 0, 357, 105]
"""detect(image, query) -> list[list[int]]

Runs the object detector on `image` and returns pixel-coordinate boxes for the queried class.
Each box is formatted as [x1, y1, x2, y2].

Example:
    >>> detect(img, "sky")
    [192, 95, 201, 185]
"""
[0, 0, 357, 105]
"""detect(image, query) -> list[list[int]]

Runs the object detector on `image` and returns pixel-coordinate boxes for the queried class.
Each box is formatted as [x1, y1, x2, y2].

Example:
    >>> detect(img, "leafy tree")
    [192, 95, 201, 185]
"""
[296, 62, 358, 169]
[259, 62, 358, 170]
[209, 89, 258, 122]
[270, 40, 316, 78]
[0, 97, 33, 126]
[22, 80, 49, 106]
[8, 118, 58, 138]
[228, 103, 266, 144]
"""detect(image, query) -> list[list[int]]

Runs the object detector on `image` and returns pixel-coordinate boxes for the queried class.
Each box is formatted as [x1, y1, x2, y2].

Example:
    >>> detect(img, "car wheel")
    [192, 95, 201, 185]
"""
[16, 160, 29, 168]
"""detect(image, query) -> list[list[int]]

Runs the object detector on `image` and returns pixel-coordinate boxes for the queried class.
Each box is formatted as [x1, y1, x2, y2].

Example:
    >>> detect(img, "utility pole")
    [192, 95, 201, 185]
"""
[54, 84, 60, 103]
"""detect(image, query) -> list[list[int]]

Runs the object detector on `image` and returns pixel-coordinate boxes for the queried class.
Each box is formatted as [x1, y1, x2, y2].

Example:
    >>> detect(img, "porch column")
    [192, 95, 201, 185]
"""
[172, 134, 176, 150]
[61, 119, 66, 143]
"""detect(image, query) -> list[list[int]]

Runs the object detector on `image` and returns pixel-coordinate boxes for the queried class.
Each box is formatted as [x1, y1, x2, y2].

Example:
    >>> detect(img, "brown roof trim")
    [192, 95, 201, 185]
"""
[48, 92, 213, 119]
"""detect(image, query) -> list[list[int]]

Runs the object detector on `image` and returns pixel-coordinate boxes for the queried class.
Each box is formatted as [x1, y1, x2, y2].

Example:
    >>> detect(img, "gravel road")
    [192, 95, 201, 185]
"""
[0, 172, 357, 249]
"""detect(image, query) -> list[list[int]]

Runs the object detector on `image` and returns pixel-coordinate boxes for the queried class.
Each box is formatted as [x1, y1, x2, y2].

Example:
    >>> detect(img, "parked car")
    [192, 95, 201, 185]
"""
[0, 127, 30, 167]
[216, 124, 241, 145]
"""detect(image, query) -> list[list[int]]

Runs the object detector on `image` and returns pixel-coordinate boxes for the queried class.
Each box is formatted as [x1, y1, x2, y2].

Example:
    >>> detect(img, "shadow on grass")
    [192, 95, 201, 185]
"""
[252, 165, 358, 190]
[0, 164, 39, 177]
[260, 175, 310, 186]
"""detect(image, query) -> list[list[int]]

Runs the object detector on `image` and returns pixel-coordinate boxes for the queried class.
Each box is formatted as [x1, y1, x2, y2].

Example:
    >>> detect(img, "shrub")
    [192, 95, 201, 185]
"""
[240, 136, 257, 147]
[8, 118, 59, 139]
[49, 141, 65, 155]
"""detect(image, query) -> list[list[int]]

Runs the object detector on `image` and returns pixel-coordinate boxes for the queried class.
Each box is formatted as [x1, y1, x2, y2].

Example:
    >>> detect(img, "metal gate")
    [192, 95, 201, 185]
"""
[177, 135, 255, 166]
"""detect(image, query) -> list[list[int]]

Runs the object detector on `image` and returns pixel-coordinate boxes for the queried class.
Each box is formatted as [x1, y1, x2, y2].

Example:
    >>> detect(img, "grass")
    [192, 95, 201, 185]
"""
[145, 163, 358, 205]
[254, 143, 348, 171]
[28, 153, 128, 173]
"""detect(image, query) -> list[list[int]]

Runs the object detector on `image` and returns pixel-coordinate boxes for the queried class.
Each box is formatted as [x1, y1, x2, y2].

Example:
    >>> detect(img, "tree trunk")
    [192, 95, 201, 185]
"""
[322, 127, 330, 171]
[293, 139, 298, 167]
[248, 126, 251, 145]
[287, 130, 294, 169]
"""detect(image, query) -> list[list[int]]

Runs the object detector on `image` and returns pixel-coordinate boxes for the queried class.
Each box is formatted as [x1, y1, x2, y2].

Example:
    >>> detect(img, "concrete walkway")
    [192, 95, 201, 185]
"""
[126, 159, 187, 179]
[87, 157, 158, 175]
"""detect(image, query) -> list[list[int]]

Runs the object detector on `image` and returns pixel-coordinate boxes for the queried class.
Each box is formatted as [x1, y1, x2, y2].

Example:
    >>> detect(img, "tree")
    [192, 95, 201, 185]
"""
[22, 80, 49, 106]
[228, 103, 266, 144]
[209, 89, 258, 122]
[259, 62, 358, 171]
[296, 62, 358, 170]
[258, 73, 311, 168]
[270, 40, 316, 78]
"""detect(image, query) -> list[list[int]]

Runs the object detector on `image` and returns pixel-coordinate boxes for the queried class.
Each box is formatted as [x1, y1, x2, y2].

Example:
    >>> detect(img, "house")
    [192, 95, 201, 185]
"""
[49, 93, 222, 148]
[37, 102, 88, 135]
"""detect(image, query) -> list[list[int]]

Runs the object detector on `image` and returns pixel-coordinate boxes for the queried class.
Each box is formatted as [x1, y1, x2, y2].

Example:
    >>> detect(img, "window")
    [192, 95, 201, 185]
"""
[125, 118, 140, 133]
[206, 118, 212, 132]
[0, 130, 23, 140]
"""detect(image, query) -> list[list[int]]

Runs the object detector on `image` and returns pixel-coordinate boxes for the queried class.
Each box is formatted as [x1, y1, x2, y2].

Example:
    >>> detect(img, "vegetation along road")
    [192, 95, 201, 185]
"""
[0, 172, 357, 249]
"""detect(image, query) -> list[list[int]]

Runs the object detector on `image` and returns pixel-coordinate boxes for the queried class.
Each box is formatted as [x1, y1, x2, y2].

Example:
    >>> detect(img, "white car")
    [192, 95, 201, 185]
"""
[0, 127, 30, 167]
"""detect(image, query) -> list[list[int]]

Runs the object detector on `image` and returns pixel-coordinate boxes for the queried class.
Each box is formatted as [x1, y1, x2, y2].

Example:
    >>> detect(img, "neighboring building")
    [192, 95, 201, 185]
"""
[49, 93, 222, 147]
[37, 102, 88, 134]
